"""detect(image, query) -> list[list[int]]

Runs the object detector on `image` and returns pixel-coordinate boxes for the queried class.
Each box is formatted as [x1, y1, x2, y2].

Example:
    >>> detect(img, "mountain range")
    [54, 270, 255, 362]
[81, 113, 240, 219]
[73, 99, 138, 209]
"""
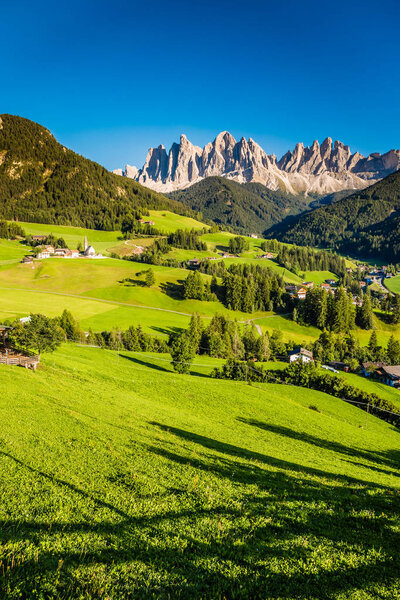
[114, 131, 400, 195]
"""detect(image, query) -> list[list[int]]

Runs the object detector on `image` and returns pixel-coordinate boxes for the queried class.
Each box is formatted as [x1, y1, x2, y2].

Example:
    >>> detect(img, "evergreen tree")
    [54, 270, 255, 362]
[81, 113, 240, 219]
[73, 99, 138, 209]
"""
[183, 271, 204, 300]
[356, 291, 374, 329]
[145, 268, 155, 287]
[170, 333, 195, 374]
[255, 333, 270, 362]
[386, 334, 400, 364]
[368, 330, 378, 360]
[187, 313, 203, 353]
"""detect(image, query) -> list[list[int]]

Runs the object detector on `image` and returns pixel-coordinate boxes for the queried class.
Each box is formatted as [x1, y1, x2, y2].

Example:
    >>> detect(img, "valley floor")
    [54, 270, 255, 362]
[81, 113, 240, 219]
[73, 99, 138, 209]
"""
[0, 344, 399, 599]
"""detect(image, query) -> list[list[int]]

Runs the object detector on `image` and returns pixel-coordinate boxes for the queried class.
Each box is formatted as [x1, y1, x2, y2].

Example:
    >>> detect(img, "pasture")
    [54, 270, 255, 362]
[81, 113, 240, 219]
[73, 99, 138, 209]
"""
[0, 344, 399, 599]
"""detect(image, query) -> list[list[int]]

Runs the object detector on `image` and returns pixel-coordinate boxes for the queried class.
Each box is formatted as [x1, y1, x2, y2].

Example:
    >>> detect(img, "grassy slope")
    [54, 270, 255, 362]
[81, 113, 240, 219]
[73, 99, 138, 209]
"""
[17, 211, 207, 257]
[385, 275, 400, 294]
[0, 344, 399, 599]
[0, 258, 273, 334]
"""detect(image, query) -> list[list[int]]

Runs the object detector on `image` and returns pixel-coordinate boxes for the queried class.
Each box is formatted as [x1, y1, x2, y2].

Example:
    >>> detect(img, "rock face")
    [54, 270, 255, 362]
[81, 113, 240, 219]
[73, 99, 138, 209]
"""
[113, 132, 400, 195]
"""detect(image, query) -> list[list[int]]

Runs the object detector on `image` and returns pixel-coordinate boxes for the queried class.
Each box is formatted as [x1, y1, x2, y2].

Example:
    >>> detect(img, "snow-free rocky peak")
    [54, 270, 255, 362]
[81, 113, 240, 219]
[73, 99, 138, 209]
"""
[114, 132, 400, 195]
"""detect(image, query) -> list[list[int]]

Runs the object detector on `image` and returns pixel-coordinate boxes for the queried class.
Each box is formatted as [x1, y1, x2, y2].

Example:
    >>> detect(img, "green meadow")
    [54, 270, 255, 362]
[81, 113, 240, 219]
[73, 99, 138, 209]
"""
[385, 275, 400, 294]
[0, 343, 399, 599]
[0, 223, 398, 347]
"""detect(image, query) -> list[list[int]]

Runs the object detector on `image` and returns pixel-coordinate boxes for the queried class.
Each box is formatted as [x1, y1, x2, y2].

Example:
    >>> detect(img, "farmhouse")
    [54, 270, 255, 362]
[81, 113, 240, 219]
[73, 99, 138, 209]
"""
[54, 248, 67, 256]
[260, 253, 275, 259]
[288, 347, 314, 363]
[64, 249, 80, 258]
[139, 219, 155, 226]
[329, 361, 350, 372]
[187, 258, 201, 268]
[380, 366, 400, 388]
[302, 281, 314, 289]
[361, 362, 387, 377]
[32, 235, 46, 242]
[36, 250, 51, 259]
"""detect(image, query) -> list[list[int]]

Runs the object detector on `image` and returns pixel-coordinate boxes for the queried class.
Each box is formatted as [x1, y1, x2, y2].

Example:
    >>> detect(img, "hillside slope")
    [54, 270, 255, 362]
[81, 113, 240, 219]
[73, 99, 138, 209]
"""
[270, 170, 400, 260]
[169, 176, 311, 234]
[0, 114, 190, 230]
[0, 344, 399, 599]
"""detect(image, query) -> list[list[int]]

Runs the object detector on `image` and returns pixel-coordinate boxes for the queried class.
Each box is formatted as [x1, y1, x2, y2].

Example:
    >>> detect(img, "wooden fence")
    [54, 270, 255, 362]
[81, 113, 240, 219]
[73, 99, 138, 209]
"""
[0, 354, 40, 370]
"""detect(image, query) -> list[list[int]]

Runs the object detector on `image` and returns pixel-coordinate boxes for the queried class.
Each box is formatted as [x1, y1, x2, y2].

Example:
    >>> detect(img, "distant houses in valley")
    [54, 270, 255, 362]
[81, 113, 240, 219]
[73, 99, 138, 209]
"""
[22, 236, 103, 262]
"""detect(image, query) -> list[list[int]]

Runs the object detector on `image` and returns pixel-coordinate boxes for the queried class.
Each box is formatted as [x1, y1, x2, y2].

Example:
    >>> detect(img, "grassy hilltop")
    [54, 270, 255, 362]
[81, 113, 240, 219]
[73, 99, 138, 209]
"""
[0, 343, 399, 599]
[0, 114, 191, 229]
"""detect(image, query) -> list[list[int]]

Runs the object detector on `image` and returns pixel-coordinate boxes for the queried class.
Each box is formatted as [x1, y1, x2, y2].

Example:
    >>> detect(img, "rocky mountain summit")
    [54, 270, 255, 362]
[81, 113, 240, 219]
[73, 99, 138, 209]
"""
[114, 132, 400, 195]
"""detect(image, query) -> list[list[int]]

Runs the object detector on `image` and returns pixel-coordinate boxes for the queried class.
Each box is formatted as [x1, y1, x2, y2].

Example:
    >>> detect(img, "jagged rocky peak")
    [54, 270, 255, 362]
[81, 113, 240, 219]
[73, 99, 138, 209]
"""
[114, 132, 400, 195]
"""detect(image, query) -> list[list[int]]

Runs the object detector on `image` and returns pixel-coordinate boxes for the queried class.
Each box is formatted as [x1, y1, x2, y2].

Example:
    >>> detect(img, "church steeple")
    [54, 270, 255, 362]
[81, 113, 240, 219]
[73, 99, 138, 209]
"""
[84, 236, 88, 251]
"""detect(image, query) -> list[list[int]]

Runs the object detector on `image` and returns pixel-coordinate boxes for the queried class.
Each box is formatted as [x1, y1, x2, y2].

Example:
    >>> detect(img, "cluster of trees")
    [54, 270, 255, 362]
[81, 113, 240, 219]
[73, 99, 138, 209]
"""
[57, 309, 166, 352]
[222, 264, 289, 313]
[228, 236, 250, 254]
[168, 313, 289, 373]
[25, 233, 68, 248]
[167, 229, 207, 250]
[129, 229, 208, 265]
[297, 287, 374, 332]
[0, 220, 25, 239]
[183, 271, 216, 301]
[0, 115, 192, 230]
[184, 263, 292, 314]
[121, 214, 163, 238]
[5, 310, 167, 357]
[276, 244, 347, 277]
[85, 326, 167, 353]
[8, 314, 65, 356]
[261, 238, 347, 277]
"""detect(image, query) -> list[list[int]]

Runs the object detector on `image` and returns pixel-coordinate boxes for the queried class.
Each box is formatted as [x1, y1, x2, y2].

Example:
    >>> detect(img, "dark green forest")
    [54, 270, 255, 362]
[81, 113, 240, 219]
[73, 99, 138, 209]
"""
[0, 114, 191, 230]
[269, 170, 400, 260]
[169, 176, 313, 234]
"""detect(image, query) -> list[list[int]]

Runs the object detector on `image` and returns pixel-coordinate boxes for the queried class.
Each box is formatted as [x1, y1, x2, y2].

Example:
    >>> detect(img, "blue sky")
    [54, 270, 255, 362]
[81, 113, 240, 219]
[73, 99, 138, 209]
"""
[1, 0, 399, 170]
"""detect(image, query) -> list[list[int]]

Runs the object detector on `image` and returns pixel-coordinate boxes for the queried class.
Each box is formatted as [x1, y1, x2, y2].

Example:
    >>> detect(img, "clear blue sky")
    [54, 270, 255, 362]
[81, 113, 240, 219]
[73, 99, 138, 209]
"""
[1, 0, 399, 170]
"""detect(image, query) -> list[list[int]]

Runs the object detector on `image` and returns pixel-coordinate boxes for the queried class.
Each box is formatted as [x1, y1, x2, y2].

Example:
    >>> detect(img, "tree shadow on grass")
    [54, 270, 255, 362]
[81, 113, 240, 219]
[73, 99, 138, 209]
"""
[1, 424, 399, 599]
[151, 325, 184, 336]
[119, 278, 146, 287]
[238, 419, 400, 474]
[159, 281, 184, 299]
[119, 353, 171, 373]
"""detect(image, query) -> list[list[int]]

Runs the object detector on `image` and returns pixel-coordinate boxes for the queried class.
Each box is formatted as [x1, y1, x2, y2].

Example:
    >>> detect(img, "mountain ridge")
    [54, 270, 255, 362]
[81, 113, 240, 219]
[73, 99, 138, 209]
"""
[0, 114, 191, 229]
[114, 131, 400, 195]
[268, 169, 400, 261]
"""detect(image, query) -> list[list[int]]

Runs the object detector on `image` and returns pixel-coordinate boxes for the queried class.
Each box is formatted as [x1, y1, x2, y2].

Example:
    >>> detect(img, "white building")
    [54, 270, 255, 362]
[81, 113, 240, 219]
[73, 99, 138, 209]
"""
[288, 347, 314, 363]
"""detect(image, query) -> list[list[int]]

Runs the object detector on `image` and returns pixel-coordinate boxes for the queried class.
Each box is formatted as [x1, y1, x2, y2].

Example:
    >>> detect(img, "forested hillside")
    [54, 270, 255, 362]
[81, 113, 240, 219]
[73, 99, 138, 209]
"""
[169, 176, 311, 234]
[270, 170, 400, 260]
[0, 114, 191, 230]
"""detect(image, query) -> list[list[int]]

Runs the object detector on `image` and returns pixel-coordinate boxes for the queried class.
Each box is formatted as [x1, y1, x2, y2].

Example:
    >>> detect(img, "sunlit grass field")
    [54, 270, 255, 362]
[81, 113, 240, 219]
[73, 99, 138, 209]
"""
[0, 343, 399, 599]
[385, 275, 400, 294]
